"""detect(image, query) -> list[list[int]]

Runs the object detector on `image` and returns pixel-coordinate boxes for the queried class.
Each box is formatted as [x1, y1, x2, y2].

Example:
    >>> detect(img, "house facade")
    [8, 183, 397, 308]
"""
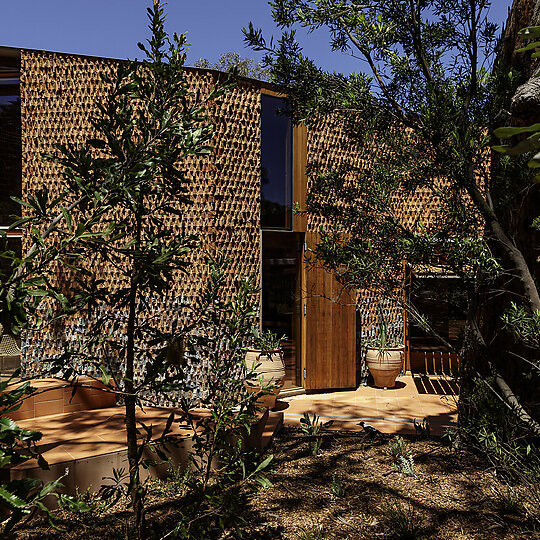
[0, 46, 458, 393]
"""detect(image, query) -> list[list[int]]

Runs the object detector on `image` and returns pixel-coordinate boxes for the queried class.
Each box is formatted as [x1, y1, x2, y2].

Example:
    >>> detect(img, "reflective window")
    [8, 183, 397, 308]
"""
[261, 94, 292, 229]
[0, 76, 21, 227]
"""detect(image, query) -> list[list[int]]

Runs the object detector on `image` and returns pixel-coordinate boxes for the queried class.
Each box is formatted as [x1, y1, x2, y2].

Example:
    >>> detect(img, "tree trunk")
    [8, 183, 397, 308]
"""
[126, 277, 144, 538]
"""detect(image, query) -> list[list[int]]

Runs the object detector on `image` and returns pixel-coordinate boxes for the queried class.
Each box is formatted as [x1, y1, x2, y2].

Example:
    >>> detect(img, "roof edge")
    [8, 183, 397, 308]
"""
[0, 45, 283, 92]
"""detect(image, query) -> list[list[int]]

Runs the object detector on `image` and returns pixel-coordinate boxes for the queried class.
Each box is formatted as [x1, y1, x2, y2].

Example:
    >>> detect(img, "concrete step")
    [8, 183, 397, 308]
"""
[6, 405, 279, 501]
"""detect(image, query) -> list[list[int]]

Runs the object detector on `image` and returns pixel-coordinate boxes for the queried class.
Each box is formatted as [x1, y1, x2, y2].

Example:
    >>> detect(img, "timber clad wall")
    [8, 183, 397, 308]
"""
[19, 50, 261, 389]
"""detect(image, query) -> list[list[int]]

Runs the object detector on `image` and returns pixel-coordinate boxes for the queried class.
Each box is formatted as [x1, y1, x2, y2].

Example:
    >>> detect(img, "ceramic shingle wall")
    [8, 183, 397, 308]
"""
[19, 50, 261, 388]
[305, 115, 440, 376]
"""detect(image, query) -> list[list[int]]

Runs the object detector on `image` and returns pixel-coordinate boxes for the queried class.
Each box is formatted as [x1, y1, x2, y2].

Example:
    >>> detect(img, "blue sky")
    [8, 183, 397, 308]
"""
[0, 1, 513, 73]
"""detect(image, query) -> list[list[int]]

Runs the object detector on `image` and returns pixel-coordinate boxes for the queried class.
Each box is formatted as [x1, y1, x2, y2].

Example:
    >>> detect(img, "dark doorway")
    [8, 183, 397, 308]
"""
[408, 274, 467, 375]
[261, 231, 303, 389]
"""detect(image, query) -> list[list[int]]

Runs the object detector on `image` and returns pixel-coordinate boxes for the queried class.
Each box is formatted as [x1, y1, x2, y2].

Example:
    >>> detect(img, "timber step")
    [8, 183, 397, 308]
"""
[7, 406, 281, 499]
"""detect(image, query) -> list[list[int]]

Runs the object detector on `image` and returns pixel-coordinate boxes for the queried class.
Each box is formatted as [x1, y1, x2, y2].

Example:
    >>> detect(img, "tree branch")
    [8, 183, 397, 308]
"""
[408, 0, 436, 86]
[340, 21, 414, 128]
[465, 180, 540, 311]
[468, 318, 540, 437]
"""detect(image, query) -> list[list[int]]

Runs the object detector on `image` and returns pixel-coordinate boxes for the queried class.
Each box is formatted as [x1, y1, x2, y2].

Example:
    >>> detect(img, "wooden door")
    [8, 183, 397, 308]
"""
[304, 232, 356, 390]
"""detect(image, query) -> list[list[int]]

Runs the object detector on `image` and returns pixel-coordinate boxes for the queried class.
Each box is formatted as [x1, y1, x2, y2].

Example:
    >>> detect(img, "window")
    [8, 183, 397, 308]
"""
[409, 275, 467, 350]
[260, 94, 292, 229]
[0, 76, 21, 227]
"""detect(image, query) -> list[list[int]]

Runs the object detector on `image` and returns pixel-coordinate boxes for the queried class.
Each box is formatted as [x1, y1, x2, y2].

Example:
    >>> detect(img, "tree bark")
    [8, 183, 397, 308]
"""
[125, 278, 145, 539]
[125, 206, 145, 539]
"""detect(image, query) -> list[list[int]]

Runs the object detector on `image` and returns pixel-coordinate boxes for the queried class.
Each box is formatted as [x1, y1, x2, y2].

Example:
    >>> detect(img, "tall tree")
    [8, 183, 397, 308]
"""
[194, 51, 271, 81]
[1, 2, 230, 536]
[244, 0, 540, 441]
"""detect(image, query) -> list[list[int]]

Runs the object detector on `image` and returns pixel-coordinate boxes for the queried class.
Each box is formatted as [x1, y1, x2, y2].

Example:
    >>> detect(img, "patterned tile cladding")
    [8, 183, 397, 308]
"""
[306, 113, 484, 376]
[19, 50, 261, 377]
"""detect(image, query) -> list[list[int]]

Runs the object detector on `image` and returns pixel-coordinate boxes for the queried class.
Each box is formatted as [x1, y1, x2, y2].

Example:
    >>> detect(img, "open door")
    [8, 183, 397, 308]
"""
[304, 232, 356, 390]
[261, 231, 304, 390]
[406, 272, 464, 376]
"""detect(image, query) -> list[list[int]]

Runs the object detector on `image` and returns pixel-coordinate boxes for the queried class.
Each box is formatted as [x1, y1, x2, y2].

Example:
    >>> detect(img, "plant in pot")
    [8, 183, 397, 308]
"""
[364, 306, 404, 389]
[244, 328, 286, 409]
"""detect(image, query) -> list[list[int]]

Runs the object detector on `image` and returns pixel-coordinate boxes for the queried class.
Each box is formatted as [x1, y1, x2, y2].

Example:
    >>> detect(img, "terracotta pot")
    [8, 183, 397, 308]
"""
[365, 347, 404, 388]
[245, 349, 285, 408]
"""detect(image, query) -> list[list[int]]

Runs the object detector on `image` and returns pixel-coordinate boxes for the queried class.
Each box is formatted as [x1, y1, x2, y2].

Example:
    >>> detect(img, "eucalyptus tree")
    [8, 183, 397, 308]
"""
[244, 0, 540, 439]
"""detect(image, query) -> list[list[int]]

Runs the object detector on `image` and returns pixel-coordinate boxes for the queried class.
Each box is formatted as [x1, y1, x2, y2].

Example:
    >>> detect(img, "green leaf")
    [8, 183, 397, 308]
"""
[515, 40, 540, 53]
[27, 289, 49, 297]
[0, 417, 19, 431]
[100, 365, 111, 387]
[38, 477, 64, 499]
[58, 494, 90, 513]
[254, 476, 273, 488]
[0, 486, 28, 509]
[492, 132, 540, 156]
[254, 454, 274, 475]
[162, 412, 175, 437]
[528, 152, 540, 168]
[493, 123, 540, 138]
[60, 207, 72, 232]
[518, 25, 540, 39]
[492, 145, 511, 154]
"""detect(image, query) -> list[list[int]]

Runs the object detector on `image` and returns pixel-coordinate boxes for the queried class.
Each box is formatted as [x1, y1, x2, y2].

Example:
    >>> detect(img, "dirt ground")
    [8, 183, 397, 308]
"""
[12, 427, 540, 539]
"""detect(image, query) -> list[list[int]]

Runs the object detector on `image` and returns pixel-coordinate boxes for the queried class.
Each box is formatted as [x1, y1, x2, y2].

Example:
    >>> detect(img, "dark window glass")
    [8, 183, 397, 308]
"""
[0, 235, 21, 281]
[0, 77, 21, 227]
[410, 276, 467, 350]
[261, 94, 292, 229]
[261, 231, 301, 388]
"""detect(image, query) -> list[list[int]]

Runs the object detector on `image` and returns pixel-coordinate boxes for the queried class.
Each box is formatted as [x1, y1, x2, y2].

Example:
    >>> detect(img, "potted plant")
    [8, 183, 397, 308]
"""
[364, 306, 404, 389]
[244, 328, 286, 409]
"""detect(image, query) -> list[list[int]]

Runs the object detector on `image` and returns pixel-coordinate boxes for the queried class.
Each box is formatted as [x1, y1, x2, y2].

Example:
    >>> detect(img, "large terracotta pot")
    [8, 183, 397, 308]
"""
[365, 347, 404, 388]
[244, 349, 285, 408]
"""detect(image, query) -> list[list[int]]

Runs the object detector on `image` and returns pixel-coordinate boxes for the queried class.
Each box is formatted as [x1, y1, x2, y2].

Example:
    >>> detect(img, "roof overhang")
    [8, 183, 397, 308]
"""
[0, 46, 21, 73]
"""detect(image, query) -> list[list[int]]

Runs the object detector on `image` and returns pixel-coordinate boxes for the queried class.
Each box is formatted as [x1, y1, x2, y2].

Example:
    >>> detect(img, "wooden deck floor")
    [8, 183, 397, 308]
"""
[278, 374, 458, 436]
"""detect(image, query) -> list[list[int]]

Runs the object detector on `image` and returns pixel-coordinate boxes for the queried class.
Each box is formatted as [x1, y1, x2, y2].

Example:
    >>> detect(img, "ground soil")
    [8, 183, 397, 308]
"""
[11, 427, 540, 539]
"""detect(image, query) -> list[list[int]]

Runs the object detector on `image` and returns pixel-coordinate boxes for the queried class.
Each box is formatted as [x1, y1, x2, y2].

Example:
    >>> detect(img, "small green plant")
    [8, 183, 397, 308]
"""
[299, 413, 334, 456]
[388, 435, 408, 460]
[58, 486, 106, 515]
[251, 327, 287, 351]
[380, 500, 421, 540]
[166, 458, 192, 486]
[388, 436, 416, 477]
[364, 303, 403, 351]
[492, 485, 526, 516]
[330, 473, 346, 498]
[296, 524, 326, 539]
[394, 454, 416, 477]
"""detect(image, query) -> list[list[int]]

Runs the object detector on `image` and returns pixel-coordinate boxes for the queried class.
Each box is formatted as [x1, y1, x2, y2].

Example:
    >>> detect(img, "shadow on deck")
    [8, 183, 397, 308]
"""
[279, 375, 458, 436]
